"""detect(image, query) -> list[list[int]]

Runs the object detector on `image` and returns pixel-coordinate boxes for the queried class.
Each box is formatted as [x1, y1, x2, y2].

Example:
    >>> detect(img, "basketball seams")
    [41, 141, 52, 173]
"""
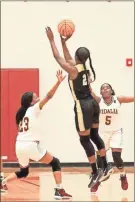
[59, 24, 66, 36]
[58, 20, 75, 37]
[67, 24, 74, 34]
[60, 20, 75, 27]
[65, 21, 67, 37]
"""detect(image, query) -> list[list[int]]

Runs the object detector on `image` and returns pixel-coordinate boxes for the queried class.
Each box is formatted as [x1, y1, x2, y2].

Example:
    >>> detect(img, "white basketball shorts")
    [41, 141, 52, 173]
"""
[16, 141, 47, 167]
[99, 128, 124, 151]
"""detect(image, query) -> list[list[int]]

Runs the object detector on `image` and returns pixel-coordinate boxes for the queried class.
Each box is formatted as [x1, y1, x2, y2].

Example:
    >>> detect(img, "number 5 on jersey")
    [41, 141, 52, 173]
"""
[105, 116, 111, 125]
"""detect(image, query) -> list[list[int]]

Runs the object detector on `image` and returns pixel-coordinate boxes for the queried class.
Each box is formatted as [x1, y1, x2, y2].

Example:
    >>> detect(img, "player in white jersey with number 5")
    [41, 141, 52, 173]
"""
[1, 70, 72, 200]
[91, 83, 134, 191]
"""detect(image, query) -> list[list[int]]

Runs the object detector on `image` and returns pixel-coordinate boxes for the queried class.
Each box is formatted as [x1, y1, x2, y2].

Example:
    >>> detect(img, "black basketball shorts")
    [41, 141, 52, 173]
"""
[74, 98, 100, 132]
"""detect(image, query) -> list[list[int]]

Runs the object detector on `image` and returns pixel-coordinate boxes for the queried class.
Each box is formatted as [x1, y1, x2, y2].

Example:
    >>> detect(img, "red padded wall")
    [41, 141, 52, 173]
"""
[1, 70, 9, 159]
[1, 69, 39, 161]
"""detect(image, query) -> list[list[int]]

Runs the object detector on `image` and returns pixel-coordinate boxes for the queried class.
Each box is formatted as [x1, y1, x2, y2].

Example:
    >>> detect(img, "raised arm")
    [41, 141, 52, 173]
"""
[117, 96, 134, 104]
[45, 27, 77, 79]
[39, 70, 66, 109]
[89, 85, 101, 103]
[60, 35, 76, 66]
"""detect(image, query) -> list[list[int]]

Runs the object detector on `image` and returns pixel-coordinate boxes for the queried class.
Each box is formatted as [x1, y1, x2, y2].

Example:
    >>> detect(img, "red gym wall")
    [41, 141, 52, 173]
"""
[1, 69, 39, 161]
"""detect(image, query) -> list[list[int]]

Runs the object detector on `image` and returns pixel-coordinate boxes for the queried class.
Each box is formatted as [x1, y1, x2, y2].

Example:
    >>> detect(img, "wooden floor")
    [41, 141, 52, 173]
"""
[1, 169, 134, 201]
[40, 173, 134, 201]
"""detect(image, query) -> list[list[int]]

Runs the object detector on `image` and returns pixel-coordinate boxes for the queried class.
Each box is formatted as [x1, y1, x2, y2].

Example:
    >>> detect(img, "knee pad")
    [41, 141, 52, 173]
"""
[15, 166, 29, 178]
[49, 157, 61, 172]
[112, 152, 124, 169]
[90, 128, 105, 150]
[80, 136, 95, 157]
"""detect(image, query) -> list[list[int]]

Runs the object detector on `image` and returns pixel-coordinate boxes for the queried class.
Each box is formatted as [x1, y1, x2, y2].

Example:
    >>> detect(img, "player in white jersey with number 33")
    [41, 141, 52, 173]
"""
[1, 70, 72, 200]
[91, 83, 134, 191]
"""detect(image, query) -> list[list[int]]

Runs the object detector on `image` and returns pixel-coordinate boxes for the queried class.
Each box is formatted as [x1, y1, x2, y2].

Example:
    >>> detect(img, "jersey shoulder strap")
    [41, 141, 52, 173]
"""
[75, 64, 89, 73]
[113, 95, 121, 105]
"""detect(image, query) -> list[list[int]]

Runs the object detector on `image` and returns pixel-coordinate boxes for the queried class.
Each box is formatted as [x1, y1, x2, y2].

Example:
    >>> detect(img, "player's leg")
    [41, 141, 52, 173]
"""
[2, 165, 29, 188]
[90, 100, 113, 177]
[89, 101, 113, 193]
[74, 100, 103, 189]
[26, 141, 71, 200]
[112, 148, 128, 190]
[91, 141, 103, 169]
[39, 152, 72, 199]
[94, 131, 111, 170]
[90, 128, 107, 168]
[1, 142, 30, 190]
[111, 129, 128, 190]
[90, 129, 113, 192]
[96, 132, 113, 183]
[0, 158, 8, 193]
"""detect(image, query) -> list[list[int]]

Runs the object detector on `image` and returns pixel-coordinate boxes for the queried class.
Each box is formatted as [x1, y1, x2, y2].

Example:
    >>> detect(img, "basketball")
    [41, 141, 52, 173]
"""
[58, 20, 75, 37]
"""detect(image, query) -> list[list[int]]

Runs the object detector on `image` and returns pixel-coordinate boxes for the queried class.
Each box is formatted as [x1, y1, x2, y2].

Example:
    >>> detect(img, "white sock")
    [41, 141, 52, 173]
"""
[56, 184, 63, 189]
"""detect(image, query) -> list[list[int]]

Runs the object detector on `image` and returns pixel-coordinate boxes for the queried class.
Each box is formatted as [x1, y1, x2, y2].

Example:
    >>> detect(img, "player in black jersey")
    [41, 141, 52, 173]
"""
[46, 27, 113, 191]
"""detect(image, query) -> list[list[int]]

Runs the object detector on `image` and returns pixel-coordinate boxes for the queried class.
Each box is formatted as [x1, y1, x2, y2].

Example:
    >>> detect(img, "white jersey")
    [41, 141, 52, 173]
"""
[17, 102, 42, 141]
[99, 95, 122, 131]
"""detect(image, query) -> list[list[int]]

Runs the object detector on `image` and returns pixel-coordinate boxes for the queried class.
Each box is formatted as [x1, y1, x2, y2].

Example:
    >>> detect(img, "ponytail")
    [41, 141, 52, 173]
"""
[88, 55, 96, 82]
[83, 62, 89, 87]
[16, 92, 33, 126]
[16, 106, 27, 125]
[75, 47, 96, 83]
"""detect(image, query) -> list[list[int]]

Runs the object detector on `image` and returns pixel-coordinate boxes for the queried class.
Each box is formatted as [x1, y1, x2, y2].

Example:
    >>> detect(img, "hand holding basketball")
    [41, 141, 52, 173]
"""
[45, 27, 54, 41]
[56, 70, 66, 83]
[60, 35, 72, 44]
[58, 20, 75, 37]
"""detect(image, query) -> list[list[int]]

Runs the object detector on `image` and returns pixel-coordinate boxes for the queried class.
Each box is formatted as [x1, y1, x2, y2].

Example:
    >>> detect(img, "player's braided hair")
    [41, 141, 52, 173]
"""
[16, 92, 33, 125]
[100, 83, 115, 95]
[75, 47, 96, 85]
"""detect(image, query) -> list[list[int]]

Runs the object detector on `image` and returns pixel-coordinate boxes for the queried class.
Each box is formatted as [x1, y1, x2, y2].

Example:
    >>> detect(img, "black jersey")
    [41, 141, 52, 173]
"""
[68, 64, 92, 101]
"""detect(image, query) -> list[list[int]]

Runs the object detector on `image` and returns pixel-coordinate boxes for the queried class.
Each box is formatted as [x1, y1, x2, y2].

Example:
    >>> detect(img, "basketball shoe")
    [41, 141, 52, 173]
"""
[54, 188, 72, 200]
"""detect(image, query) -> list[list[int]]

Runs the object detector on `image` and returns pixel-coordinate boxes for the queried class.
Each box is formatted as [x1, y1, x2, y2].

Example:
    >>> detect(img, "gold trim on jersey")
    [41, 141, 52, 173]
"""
[69, 79, 85, 131]
[69, 79, 77, 101]
[76, 64, 89, 72]
[75, 101, 85, 131]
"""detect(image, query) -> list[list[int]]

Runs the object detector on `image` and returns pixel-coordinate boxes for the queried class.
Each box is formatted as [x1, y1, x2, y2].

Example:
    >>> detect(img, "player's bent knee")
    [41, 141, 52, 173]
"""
[80, 136, 95, 157]
[49, 157, 61, 172]
[90, 128, 105, 150]
[112, 152, 124, 169]
[15, 166, 29, 178]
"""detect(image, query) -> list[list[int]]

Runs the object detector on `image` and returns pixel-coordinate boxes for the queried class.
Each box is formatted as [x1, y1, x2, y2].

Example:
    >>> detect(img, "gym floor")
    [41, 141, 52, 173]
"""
[1, 167, 134, 201]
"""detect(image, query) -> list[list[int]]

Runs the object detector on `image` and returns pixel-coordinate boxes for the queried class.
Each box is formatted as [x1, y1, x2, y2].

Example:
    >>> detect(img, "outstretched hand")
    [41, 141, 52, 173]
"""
[56, 70, 66, 83]
[45, 27, 54, 42]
